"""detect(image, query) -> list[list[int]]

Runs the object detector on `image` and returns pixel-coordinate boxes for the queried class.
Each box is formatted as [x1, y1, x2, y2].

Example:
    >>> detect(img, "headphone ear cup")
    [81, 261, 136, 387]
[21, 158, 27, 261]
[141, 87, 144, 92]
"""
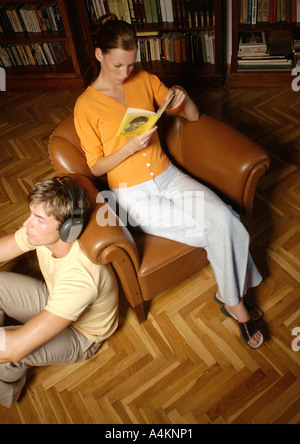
[59, 218, 84, 243]
[59, 218, 72, 243]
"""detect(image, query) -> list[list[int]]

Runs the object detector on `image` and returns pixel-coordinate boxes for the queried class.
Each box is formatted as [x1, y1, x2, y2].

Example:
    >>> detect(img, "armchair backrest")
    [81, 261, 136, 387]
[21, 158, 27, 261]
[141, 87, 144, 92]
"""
[49, 114, 100, 185]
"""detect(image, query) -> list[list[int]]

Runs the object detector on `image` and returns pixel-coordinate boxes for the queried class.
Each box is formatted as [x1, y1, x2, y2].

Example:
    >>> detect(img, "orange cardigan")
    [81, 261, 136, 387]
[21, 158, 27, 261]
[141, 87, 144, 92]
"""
[74, 70, 183, 189]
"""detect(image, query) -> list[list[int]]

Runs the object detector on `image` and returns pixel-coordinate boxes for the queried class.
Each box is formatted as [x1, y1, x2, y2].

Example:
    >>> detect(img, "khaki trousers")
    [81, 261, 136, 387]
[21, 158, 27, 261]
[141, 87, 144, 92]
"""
[0, 272, 101, 408]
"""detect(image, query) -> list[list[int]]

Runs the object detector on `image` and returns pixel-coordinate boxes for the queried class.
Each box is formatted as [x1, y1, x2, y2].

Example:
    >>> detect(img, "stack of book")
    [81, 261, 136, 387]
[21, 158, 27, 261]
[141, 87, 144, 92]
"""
[137, 30, 215, 65]
[239, 0, 300, 24]
[0, 2, 64, 33]
[294, 31, 300, 51]
[238, 31, 294, 71]
[0, 41, 68, 68]
[84, 0, 215, 27]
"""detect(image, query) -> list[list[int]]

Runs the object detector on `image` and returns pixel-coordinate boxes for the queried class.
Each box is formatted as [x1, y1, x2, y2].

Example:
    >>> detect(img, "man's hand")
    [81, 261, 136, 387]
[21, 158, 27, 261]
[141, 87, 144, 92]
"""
[0, 310, 72, 363]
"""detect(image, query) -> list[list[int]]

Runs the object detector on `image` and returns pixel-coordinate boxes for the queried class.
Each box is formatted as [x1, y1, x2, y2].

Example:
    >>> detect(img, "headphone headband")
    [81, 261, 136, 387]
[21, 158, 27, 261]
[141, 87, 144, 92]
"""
[57, 176, 86, 243]
[61, 176, 84, 219]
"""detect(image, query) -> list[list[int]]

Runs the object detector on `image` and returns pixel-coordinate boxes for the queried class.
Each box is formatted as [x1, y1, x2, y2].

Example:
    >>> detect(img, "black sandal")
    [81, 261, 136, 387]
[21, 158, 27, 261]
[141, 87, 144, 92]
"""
[213, 292, 264, 322]
[220, 305, 264, 350]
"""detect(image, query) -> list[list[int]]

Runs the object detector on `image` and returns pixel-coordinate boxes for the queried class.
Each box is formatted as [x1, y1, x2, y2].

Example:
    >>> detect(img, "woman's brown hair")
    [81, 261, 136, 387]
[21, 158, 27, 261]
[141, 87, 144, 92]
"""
[95, 14, 138, 54]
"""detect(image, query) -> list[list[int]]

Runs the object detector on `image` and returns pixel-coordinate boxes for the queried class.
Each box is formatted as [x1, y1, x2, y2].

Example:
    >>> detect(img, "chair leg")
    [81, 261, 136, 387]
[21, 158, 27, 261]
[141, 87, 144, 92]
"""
[133, 302, 146, 324]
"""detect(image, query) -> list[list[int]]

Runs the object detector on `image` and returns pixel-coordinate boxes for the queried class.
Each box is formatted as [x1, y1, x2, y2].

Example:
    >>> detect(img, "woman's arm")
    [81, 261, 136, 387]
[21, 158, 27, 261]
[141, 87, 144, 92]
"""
[91, 125, 158, 177]
[168, 86, 200, 122]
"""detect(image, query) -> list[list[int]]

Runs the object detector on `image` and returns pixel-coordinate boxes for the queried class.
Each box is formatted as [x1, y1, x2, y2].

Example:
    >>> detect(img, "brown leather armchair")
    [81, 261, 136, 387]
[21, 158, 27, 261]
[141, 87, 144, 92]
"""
[49, 112, 270, 323]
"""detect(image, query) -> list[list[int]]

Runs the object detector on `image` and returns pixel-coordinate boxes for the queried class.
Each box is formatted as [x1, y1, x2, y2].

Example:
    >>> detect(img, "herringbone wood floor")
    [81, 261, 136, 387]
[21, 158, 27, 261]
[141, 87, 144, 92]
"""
[0, 86, 299, 424]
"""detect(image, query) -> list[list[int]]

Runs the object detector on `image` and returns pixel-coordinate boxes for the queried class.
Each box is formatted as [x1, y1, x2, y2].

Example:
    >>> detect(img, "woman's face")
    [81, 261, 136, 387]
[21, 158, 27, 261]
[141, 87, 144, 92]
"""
[96, 47, 137, 85]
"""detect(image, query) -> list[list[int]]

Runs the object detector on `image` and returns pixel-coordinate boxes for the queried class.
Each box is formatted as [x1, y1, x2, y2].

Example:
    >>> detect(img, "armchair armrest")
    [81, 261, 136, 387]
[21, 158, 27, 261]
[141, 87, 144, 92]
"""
[60, 173, 143, 310]
[162, 113, 271, 231]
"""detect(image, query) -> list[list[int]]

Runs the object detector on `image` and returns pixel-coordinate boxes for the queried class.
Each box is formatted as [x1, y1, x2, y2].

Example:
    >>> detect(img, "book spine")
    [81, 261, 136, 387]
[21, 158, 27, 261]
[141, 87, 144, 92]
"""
[136, 30, 215, 65]
[0, 41, 68, 66]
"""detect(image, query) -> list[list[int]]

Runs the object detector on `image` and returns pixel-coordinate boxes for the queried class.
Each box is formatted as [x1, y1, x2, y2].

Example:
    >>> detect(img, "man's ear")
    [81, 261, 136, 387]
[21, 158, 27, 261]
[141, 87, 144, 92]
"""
[95, 48, 103, 63]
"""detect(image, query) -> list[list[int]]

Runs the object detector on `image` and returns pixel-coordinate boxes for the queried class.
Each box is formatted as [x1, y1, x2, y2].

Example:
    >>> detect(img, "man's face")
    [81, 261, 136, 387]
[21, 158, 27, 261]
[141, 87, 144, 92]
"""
[23, 203, 61, 247]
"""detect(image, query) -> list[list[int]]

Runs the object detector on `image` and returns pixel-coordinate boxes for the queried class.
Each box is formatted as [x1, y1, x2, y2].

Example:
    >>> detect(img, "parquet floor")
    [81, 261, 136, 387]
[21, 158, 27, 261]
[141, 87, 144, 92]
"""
[0, 85, 299, 424]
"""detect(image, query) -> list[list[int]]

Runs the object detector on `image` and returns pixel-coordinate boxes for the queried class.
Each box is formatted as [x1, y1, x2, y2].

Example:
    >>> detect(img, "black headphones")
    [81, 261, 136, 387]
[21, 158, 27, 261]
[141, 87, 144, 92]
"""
[58, 176, 85, 243]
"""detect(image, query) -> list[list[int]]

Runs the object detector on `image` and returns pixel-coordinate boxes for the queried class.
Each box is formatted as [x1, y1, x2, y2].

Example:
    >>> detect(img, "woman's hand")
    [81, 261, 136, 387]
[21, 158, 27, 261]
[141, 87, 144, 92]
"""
[167, 86, 187, 110]
[168, 86, 200, 122]
[91, 126, 158, 177]
[125, 126, 158, 155]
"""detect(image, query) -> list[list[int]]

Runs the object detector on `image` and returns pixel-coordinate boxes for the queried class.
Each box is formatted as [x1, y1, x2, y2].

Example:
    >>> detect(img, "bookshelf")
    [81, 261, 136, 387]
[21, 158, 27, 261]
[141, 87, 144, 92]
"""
[0, 0, 93, 90]
[78, 0, 226, 88]
[231, 0, 300, 86]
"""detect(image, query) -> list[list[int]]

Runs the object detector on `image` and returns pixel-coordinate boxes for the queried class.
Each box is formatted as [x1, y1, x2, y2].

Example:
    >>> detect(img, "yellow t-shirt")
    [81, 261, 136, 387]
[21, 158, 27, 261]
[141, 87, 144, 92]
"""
[74, 70, 183, 189]
[15, 227, 118, 343]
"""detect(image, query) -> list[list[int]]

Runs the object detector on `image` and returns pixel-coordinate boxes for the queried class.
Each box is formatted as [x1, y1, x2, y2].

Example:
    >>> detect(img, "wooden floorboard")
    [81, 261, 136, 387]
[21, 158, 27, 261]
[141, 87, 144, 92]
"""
[0, 86, 299, 424]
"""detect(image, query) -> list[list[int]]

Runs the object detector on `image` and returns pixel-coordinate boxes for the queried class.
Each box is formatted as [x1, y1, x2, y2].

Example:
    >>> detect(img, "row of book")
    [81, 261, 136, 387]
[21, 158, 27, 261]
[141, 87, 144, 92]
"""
[0, 2, 64, 34]
[237, 30, 299, 71]
[85, 0, 215, 28]
[239, 0, 300, 24]
[137, 30, 215, 64]
[0, 41, 68, 67]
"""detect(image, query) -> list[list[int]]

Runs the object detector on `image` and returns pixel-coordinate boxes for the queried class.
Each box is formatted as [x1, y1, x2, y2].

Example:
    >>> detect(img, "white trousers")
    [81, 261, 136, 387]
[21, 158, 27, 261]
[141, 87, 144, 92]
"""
[112, 163, 262, 307]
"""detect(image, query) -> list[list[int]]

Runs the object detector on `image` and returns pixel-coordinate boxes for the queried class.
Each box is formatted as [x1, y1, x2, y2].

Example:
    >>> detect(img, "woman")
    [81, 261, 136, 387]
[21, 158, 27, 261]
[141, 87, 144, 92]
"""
[74, 16, 264, 350]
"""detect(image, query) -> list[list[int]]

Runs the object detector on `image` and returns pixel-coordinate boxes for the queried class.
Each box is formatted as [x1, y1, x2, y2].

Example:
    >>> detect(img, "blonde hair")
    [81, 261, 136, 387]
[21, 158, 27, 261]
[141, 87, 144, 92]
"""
[28, 177, 90, 225]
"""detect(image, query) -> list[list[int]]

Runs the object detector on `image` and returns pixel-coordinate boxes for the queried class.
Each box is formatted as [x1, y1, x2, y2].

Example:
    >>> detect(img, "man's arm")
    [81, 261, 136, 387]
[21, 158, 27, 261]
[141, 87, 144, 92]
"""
[0, 310, 72, 363]
[0, 233, 26, 263]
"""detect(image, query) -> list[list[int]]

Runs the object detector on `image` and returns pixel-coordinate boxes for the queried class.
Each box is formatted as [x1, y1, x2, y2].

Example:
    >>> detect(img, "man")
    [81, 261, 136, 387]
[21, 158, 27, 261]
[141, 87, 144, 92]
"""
[0, 177, 118, 408]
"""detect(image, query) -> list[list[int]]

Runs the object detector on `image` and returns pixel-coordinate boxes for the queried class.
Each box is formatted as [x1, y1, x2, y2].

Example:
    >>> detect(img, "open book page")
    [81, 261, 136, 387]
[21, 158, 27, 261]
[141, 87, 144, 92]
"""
[115, 91, 175, 137]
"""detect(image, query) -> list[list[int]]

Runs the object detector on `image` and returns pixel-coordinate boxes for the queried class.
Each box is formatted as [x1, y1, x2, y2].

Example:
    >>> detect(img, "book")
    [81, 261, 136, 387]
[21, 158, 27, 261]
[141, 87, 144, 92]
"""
[115, 91, 175, 137]
[239, 0, 300, 24]
[239, 31, 267, 49]
[268, 34, 293, 55]
[81, 0, 216, 27]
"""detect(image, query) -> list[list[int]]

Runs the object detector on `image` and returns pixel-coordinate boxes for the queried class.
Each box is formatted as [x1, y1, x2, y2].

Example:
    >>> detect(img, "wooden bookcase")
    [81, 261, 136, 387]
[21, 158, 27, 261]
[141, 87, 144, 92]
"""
[78, 0, 226, 89]
[230, 0, 299, 86]
[0, 0, 93, 90]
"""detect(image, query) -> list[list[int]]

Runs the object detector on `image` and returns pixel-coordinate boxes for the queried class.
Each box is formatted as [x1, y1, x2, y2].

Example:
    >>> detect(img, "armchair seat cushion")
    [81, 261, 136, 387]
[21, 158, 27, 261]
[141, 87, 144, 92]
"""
[133, 231, 208, 301]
